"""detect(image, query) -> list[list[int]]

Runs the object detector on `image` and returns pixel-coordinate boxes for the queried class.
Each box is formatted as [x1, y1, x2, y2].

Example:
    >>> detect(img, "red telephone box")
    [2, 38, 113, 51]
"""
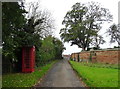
[22, 46, 35, 73]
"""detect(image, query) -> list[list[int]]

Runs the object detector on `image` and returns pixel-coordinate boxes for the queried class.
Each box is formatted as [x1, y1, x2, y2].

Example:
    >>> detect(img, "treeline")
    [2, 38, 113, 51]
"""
[2, 1, 65, 73]
[36, 36, 65, 67]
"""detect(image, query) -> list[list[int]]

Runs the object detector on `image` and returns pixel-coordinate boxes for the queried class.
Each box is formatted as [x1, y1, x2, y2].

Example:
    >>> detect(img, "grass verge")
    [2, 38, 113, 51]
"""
[70, 61, 118, 87]
[2, 60, 57, 87]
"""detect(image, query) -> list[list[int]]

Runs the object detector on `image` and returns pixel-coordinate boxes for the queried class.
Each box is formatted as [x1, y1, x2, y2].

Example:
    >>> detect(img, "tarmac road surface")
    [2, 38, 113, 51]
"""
[35, 59, 85, 87]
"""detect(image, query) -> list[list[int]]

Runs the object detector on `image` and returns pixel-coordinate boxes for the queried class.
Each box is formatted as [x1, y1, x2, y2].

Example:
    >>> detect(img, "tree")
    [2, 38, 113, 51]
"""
[35, 35, 65, 66]
[91, 35, 106, 49]
[38, 36, 56, 66]
[20, 2, 55, 49]
[2, 1, 57, 72]
[23, 2, 55, 67]
[2, 2, 26, 61]
[60, 2, 112, 50]
[53, 37, 65, 59]
[25, 2, 54, 38]
[2, 2, 27, 73]
[107, 23, 120, 46]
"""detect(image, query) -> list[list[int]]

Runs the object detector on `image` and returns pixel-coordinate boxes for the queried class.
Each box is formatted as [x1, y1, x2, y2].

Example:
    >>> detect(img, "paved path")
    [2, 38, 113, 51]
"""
[35, 59, 85, 87]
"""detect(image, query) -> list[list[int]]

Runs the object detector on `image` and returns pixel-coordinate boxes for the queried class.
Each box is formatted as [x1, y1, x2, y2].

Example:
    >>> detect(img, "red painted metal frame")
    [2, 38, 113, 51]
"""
[22, 46, 35, 73]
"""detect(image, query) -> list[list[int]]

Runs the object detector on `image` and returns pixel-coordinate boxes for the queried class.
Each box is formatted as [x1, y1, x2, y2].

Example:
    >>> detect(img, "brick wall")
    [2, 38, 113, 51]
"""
[94, 49, 120, 64]
[79, 51, 90, 62]
[71, 53, 80, 61]
[71, 48, 120, 64]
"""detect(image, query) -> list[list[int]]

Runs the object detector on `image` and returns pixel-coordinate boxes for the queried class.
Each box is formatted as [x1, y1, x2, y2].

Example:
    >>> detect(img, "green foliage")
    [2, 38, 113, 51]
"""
[87, 47, 102, 51]
[2, 2, 28, 73]
[2, 2, 26, 60]
[36, 36, 65, 66]
[60, 2, 112, 50]
[114, 46, 120, 48]
[53, 37, 65, 59]
[2, 2, 65, 73]
[40, 36, 56, 62]
[70, 61, 118, 87]
[2, 61, 57, 87]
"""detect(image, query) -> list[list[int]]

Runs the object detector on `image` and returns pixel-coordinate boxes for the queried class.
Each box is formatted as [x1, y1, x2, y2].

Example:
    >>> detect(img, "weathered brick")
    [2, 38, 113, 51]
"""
[71, 49, 120, 64]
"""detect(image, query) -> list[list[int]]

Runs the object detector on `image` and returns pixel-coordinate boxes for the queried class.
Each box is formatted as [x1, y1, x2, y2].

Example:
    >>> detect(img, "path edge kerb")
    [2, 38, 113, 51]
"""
[33, 60, 60, 87]
[68, 61, 89, 88]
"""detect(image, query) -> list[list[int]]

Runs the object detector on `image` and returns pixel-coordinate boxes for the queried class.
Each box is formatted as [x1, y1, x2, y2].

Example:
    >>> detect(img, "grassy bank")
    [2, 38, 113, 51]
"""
[2, 60, 57, 87]
[70, 61, 118, 87]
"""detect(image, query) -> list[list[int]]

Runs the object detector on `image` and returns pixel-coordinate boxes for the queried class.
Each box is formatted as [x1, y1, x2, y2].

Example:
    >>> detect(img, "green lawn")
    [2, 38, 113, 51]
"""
[2, 60, 57, 87]
[70, 61, 118, 87]
[79, 62, 119, 69]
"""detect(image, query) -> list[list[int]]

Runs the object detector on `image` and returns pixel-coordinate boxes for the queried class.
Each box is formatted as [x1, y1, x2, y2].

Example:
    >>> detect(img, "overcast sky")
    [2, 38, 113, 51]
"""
[26, 0, 119, 55]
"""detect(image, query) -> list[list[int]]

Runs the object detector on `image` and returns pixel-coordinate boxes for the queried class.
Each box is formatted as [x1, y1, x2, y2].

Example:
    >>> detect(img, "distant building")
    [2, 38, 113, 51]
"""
[62, 55, 71, 60]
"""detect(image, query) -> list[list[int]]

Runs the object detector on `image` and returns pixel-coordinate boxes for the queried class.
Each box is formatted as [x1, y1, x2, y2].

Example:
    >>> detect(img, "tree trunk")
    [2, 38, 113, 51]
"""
[82, 47, 85, 51]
